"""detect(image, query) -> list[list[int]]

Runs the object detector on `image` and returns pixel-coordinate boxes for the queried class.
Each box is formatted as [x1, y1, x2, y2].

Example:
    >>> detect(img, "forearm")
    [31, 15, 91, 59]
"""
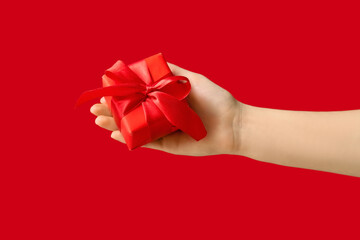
[235, 103, 360, 177]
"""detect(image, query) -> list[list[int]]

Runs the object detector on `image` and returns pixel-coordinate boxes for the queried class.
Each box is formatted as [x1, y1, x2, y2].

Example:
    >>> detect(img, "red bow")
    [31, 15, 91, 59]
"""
[76, 60, 207, 146]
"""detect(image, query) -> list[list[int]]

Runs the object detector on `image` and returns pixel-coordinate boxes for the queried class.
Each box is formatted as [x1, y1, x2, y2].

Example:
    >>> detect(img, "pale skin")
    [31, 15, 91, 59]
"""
[90, 63, 360, 177]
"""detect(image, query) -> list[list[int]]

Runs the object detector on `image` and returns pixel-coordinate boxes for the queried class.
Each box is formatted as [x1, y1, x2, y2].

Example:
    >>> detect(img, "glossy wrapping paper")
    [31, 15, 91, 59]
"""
[77, 53, 207, 150]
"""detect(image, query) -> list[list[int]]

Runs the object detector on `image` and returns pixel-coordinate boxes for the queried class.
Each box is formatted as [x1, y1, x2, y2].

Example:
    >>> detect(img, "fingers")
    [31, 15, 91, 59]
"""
[110, 130, 125, 143]
[110, 129, 163, 149]
[109, 127, 167, 151]
[100, 97, 108, 105]
[110, 130, 164, 150]
[90, 103, 112, 116]
[90, 98, 111, 117]
[95, 115, 118, 131]
[142, 138, 163, 150]
[110, 129, 165, 151]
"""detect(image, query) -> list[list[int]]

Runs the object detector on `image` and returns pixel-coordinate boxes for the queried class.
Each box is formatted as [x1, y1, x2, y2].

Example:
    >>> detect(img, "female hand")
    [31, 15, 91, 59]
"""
[90, 63, 242, 156]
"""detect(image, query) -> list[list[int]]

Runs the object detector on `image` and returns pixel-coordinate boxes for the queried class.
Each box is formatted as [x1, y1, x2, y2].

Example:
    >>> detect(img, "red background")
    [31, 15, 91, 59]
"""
[1, 0, 360, 239]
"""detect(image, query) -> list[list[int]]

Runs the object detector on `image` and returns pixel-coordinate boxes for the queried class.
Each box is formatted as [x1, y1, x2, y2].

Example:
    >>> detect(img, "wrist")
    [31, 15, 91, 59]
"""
[230, 101, 246, 156]
[230, 102, 257, 157]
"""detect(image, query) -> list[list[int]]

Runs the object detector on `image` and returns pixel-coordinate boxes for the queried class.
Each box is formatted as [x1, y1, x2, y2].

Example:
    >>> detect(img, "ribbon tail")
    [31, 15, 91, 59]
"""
[75, 85, 142, 107]
[76, 87, 111, 107]
[151, 93, 207, 141]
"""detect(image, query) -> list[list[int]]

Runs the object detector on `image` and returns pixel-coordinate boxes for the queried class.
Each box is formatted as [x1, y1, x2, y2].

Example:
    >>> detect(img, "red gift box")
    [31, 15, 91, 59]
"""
[77, 53, 207, 150]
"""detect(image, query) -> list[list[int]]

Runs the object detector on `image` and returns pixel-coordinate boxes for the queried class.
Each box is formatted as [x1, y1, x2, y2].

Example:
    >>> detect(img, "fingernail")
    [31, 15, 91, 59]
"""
[95, 116, 101, 125]
[90, 105, 96, 114]
[111, 131, 116, 139]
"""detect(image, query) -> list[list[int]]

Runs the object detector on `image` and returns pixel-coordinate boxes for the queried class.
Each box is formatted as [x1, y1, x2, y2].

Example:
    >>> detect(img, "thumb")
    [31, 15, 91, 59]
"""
[167, 62, 197, 79]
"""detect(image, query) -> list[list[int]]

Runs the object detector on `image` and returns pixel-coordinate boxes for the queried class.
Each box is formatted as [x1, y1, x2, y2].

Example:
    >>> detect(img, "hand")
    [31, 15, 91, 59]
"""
[90, 63, 242, 156]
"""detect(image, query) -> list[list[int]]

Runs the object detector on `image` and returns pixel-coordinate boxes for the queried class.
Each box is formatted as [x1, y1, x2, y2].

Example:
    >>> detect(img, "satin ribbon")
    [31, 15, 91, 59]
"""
[76, 60, 207, 143]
